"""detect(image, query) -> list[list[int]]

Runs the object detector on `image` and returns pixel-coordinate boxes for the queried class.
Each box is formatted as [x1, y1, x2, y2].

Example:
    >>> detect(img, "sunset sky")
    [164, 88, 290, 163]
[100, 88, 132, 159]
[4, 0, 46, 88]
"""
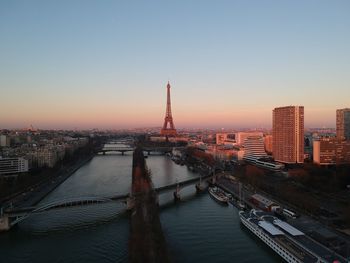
[1, 1, 350, 129]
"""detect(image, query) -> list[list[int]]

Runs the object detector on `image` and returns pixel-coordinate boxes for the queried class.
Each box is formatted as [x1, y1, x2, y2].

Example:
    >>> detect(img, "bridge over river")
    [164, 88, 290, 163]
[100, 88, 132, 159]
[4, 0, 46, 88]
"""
[1, 153, 213, 234]
[0, 146, 215, 263]
[97, 146, 178, 155]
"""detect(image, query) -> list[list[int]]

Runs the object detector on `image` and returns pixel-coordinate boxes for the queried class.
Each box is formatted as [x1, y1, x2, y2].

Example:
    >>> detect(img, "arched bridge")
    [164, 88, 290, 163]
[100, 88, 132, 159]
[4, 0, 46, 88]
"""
[7, 194, 129, 226]
[2, 172, 215, 229]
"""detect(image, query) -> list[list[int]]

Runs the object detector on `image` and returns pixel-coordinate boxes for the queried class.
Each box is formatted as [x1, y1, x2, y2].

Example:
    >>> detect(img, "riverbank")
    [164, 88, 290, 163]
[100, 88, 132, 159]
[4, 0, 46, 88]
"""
[2, 154, 94, 209]
[215, 174, 350, 260]
[0, 149, 279, 263]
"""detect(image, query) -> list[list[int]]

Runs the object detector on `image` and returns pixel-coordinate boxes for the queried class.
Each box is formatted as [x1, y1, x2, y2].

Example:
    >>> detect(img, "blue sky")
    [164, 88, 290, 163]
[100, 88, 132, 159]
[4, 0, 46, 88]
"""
[1, 0, 349, 129]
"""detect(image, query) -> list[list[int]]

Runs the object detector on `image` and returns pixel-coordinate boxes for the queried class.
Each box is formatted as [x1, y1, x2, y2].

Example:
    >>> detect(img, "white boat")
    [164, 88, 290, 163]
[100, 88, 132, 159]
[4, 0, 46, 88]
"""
[239, 209, 346, 263]
[208, 187, 229, 205]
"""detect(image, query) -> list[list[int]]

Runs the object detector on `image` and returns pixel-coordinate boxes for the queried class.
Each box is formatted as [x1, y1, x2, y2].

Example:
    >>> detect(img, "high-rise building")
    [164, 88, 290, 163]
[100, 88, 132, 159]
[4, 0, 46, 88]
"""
[336, 108, 350, 140]
[272, 106, 304, 163]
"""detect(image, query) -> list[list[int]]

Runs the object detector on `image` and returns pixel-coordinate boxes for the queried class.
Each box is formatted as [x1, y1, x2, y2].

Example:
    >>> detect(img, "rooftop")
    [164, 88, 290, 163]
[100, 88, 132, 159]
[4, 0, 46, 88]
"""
[251, 193, 275, 207]
[258, 221, 285, 236]
[273, 219, 304, 236]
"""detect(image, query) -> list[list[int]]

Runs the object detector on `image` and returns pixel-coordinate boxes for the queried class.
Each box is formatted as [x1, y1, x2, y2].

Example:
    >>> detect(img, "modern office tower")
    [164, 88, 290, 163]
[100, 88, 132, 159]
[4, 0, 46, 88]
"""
[243, 135, 268, 161]
[336, 108, 350, 140]
[313, 137, 350, 165]
[272, 106, 304, 163]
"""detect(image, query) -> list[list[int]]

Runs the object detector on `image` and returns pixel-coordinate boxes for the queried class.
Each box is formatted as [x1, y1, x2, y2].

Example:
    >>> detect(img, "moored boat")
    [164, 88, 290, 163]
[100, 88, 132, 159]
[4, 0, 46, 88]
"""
[208, 187, 229, 205]
[239, 209, 347, 263]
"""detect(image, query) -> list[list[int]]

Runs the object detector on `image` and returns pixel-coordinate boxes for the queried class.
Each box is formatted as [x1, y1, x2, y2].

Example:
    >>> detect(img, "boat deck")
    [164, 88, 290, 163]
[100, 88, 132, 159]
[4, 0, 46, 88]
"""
[240, 210, 347, 263]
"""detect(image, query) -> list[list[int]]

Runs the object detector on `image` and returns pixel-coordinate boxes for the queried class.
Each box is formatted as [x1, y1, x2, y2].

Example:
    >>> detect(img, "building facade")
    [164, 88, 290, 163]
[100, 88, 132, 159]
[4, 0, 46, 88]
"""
[235, 132, 263, 145]
[336, 108, 350, 140]
[205, 145, 233, 161]
[313, 137, 350, 165]
[264, 135, 273, 154]
[243, 135, 268, 161]
[216, 133, 235, 145]
[232, 146, 245, 161]
[0, 135, 11, 147]
[0, 157, 28, 175]
[272, 106, 304, 163]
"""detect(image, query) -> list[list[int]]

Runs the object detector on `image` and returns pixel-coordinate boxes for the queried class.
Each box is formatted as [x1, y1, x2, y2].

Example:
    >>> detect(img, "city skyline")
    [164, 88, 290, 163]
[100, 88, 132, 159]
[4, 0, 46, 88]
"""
[2, 2, 350, 262]
[1, 1, 350, 129]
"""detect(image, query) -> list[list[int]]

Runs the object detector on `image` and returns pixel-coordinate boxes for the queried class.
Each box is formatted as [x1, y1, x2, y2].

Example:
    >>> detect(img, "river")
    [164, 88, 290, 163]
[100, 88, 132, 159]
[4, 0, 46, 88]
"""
[0, 149, 280, 262]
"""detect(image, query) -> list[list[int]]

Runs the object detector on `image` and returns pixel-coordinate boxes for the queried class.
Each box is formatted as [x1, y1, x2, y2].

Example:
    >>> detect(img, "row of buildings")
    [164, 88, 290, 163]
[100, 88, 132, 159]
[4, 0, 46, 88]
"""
[0, 131, 89, 176]
[273, 107, 350, 165]
[313, 108, 350, 165]
[0, 157, 28, 176]
[214, 107, 350, 167]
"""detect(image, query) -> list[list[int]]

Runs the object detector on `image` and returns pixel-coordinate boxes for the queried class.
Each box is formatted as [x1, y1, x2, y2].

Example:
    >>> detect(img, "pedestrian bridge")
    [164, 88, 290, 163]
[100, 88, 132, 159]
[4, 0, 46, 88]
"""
[8, 195, 128, 226]
[3, 173, 214, 227]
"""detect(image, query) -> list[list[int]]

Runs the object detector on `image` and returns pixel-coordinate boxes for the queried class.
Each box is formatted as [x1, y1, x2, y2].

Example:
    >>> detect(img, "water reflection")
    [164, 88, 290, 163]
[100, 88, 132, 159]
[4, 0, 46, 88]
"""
[0, 153, 277, 263]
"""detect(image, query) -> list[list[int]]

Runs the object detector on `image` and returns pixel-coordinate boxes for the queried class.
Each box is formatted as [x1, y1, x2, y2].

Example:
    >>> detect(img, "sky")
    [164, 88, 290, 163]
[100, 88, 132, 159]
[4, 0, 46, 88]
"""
[1, 0, 350, 130]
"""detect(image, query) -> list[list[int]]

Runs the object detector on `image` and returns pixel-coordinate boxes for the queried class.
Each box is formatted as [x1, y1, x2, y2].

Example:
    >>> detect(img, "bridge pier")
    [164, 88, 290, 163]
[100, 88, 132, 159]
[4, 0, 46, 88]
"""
[126, 196, 135, 210]
[173, 184, 181, 201]
[195, 174, 205, 192]
[195, 182, 205, 193]
[103, 151, 106, 155]
[0, 215, 11, 232]
[155, 194, 159, 206]
[173, 191, 180, 201]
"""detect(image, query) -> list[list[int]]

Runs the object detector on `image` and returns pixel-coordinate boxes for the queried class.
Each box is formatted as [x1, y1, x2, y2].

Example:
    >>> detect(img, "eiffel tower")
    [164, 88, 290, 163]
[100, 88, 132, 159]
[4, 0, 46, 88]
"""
[160, 82, 177, 136]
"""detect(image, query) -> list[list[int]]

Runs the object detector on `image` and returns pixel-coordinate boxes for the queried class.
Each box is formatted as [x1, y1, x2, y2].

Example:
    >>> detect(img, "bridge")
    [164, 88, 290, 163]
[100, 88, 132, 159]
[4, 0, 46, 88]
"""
[97, 146, 174, 155]
[156, 173, 212, 194]
[0, 145, 215, 261]
[4, 195, 130, 226]
[98, 147, 134, 155]
[107, 138, 134, 145]
[0, 173, 213, 231]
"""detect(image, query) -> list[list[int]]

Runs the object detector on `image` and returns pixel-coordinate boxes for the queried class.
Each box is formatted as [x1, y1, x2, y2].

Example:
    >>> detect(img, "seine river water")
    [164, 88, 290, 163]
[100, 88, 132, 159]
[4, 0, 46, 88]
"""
[0, 148, 280, 263]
